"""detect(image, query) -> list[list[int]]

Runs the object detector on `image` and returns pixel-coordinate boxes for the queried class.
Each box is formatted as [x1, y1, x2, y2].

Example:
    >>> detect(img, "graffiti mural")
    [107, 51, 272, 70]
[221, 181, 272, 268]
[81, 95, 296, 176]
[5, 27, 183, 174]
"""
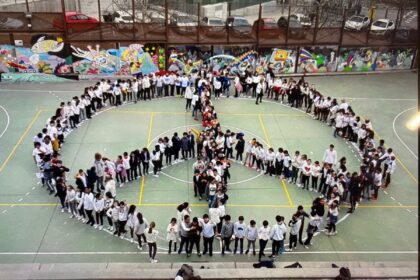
[260, 48, 297, 74]
[167, 46, 210, 75]
[297, 46, 338, 73]
[336, 48, 378, 72]
[0, 44, 66, 74]
[0, 40, 164, 76]
[374, 48, 414, 70]
[0, 39, 416, 77]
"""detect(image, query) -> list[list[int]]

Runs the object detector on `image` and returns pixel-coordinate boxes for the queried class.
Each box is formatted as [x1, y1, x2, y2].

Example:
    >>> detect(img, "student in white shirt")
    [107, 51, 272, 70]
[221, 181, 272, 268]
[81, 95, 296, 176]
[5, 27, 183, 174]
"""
[287, 214, 302, 251]
[233, 216, 246, 255]
[126, 205, 137, 243]
[93, 193, 105, 230]
[258, 220, 270, 261]
[65, 185, 77, 218]
[117, 201, 128, 238]
[326, 201, 339, 236]
[134, 212, 149, 250]
[244, 220, 258, 255]
[145, 222, 159, 263]
[167, 217, 179, 254]
[384, 156, 396, 187]
[372, 168, 382, 200]
[323, 144, 337, 167]
[80, 187, 95, 226]
[255, 79, 264, 105]
[106, 200, 119, 232]
[311, 161, 322, 191]
[269, 215, 287, 257]
[199, 213, 216, 256]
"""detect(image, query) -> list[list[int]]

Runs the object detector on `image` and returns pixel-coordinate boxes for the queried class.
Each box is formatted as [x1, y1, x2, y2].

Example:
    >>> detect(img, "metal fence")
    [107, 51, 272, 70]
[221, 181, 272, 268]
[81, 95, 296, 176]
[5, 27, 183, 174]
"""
[0, 0, 417, 47]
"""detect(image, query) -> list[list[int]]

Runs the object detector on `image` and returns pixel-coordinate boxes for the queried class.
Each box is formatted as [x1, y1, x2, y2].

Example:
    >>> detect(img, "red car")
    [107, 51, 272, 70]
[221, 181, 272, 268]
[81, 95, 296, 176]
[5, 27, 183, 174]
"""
[253, 18, 279, 37]
[53, 12, 99, 32]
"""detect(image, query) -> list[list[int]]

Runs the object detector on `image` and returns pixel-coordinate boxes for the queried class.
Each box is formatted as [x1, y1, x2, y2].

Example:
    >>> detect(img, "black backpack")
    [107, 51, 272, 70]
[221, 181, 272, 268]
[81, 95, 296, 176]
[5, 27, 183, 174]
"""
[335, 267, 351, 280]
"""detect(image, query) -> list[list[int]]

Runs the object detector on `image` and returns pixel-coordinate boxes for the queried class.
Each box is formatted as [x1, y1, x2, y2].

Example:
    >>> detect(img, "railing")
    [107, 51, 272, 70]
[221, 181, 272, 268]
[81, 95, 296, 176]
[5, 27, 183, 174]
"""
[0, 0, 416, 47]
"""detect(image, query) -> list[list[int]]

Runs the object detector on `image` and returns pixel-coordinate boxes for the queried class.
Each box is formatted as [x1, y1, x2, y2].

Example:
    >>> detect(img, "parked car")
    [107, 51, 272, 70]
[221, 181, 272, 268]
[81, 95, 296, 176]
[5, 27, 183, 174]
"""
[277, 16, 307, 39]
[170, 15, 197, 35]
[53, 12, 99, 32]
[394, 26, 418, 43]
[290, 13, 312, 28]
[370, 19, 395, 37]
[344, 15, 370, 31]
[201, 17, 225, 26]
[227, 16, 252, 36]
[0, 15, 24, 29]
[252, 18, 279, 36]
[201, 17, 225, 37]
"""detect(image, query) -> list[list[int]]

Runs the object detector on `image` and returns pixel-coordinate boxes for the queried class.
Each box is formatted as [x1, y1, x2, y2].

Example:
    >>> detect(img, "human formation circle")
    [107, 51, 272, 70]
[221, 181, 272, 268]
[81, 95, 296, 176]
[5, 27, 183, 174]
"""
[31, 71, 397, 263]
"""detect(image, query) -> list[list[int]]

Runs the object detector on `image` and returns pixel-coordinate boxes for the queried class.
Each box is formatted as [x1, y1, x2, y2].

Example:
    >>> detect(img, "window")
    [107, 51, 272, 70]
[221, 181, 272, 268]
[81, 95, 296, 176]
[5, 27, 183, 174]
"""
[77, 15, 89, 20]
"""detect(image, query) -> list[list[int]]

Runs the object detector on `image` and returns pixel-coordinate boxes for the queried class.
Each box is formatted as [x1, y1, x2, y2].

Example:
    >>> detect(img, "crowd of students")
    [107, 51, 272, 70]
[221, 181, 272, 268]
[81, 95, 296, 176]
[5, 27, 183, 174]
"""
[30, 67, 397, 263]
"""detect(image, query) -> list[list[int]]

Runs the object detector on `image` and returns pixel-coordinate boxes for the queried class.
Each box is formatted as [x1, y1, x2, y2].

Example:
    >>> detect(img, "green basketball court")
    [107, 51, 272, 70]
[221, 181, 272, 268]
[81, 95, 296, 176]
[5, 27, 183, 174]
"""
[0, 72, 417, 265]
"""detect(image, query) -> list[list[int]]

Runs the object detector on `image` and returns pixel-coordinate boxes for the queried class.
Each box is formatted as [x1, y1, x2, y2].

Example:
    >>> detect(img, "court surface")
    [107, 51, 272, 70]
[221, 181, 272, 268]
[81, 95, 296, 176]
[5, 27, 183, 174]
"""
[0, 72, 417, 264]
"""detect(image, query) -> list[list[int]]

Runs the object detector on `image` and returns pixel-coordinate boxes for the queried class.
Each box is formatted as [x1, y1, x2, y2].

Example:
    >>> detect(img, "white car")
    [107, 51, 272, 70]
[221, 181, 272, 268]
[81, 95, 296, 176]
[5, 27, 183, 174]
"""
[0, 15, 24, 29]
[344, 15, 370, 31]
[370, 19, 395, 36]
[290, 13, 311, 28]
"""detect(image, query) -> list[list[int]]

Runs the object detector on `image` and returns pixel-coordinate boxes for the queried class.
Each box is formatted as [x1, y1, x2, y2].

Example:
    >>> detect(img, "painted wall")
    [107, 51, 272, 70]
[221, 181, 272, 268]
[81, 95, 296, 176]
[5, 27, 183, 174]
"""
[0, 36, 165, 76]
[0, 37, 415, 76]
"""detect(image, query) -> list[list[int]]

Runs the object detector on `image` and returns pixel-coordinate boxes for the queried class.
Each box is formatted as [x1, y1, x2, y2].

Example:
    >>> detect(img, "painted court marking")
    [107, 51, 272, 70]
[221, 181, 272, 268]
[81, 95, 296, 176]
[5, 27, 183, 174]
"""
[0, 250, 416, 255]
[392, 107, 418, 160]
[0, 110, 42, 173]
[0, 105, 10, 139]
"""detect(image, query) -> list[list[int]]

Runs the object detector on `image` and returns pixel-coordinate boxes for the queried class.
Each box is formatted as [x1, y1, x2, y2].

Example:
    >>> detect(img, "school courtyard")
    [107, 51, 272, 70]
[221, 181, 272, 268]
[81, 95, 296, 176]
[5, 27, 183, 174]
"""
[0, 72, 417, 278]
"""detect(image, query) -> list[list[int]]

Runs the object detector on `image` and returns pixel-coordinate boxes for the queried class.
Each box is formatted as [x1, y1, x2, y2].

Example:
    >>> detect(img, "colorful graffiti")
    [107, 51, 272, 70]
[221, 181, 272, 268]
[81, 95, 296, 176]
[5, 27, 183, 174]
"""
[336, 48, 414, 72]
[0, 37, 164, 76]
[297, 47, 338, 73]
[0, 39, 415, 76]
[262, 48, 297, 74]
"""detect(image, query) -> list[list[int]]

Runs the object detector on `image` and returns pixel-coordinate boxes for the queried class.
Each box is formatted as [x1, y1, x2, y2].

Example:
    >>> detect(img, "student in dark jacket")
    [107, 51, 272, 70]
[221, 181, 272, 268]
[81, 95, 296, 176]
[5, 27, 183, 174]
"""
[134, 149, 142, 177]
[181, 132, 190, 160]
[141, 148, 150, 175]
[235, 135, 245, 162]
[86, 166, 98, 189]
[348, 172, 360, 213]
[172, 132, 181, 162]
[295, 205, 310, 245]
[129, 151, 139, 180]
[188, 132, 195, 158]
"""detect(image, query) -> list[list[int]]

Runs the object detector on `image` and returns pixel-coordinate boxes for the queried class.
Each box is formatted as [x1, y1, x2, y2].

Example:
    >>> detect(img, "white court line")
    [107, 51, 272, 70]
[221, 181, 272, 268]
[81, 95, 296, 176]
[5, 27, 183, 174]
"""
[0, 89, 80, 93]
[0, 105, 10, 138]
[341, 97, 417, 101]
[392, 107, 418, 160]
[390, 197, 396, 201]
[0, 250, 415, 255]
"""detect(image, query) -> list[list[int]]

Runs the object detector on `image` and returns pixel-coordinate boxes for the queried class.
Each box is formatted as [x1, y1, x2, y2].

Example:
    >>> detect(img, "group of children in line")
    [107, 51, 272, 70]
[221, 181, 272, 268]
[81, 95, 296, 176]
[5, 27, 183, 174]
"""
[31, 67, 397, 263]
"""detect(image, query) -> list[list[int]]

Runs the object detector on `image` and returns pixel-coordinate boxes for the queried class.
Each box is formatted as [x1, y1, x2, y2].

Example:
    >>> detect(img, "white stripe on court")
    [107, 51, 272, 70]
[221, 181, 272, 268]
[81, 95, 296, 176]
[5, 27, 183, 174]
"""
[0, 105, 10, 138]
[392, 107, 418, 160]
[0, 251, 416, 255]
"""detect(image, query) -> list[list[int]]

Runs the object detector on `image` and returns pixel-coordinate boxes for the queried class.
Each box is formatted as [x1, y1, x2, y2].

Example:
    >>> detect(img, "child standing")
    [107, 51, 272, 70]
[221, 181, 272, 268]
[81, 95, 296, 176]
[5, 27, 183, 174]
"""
[145, 222, 159, 263]
[244, 220, 258, 255]
[106, 200, 119, 232]
[167, 218, 179, 254]
[258, 220, 270, 261]
[326, 201, 339, 236]
[287, 214, 301, 251]
[233, 216, 246, 254]
[220, 215, 234, 256]
[134, 212, 149, 250]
